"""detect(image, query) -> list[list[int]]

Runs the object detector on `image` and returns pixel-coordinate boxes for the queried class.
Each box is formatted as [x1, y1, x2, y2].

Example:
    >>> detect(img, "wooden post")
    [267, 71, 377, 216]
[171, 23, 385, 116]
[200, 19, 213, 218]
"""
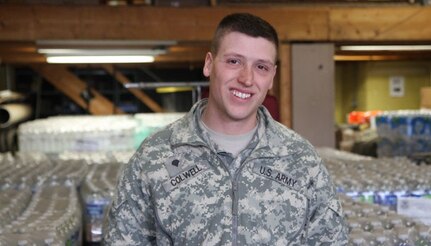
[278, 43, 292, 128]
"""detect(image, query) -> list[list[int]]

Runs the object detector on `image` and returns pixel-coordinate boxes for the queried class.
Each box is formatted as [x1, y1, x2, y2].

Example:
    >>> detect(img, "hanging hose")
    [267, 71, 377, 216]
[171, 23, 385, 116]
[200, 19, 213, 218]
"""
[0, 103, 32, 128]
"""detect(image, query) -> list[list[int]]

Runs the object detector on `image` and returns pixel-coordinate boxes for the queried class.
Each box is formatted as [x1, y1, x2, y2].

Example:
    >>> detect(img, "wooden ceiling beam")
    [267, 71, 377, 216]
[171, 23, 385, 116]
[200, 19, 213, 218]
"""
[155, 52, 207, 63]
[1, 5, 431, 42]
[0, 42, 37, 53]
[0, 54, 46, 64]
[330, 7, 431, 41]
[335, 53, 431, 61]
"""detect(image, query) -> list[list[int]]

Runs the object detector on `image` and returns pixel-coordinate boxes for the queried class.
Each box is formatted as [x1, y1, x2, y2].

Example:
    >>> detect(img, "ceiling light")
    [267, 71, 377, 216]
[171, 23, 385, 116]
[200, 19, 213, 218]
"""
[36, 40, 173, 64]
[36, 40, 177, 46]
[38, 48, 166, 56]
[46, 55, 155, 64]
[340, 45, 431, 51]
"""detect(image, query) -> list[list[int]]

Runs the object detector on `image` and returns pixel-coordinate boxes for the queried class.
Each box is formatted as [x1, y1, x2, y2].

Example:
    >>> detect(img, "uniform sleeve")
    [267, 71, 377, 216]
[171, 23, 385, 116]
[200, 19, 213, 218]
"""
[103, 154, 158, 245]
[306, 160, 349, 245]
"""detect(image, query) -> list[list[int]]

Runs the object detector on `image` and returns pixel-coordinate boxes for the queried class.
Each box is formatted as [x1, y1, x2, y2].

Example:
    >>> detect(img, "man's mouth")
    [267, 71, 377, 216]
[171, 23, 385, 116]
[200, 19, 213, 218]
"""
[232, 89, 251, 99]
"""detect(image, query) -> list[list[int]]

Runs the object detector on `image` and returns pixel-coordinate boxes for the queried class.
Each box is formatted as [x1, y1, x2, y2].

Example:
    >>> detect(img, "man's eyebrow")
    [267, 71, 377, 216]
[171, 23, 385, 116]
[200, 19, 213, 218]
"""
[256, 59, 276, 66]
[257, 59, 274, 63]
[222, 53, 245, 59]
[223, 53, 274, 64]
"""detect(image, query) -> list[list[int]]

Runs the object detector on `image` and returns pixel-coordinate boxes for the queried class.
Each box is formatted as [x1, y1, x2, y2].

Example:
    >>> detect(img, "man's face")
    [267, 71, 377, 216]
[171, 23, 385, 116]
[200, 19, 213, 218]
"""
[203, 31, 277, 125]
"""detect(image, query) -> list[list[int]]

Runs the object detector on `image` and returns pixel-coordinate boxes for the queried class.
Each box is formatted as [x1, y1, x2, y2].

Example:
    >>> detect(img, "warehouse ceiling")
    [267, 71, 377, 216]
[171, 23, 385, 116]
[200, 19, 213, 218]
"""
[1, 0, 431, 66]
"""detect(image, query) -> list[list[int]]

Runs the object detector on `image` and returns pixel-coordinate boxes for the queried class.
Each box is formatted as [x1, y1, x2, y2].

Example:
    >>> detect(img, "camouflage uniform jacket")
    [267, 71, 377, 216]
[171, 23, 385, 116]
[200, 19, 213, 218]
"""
[104, 99, 348, 245]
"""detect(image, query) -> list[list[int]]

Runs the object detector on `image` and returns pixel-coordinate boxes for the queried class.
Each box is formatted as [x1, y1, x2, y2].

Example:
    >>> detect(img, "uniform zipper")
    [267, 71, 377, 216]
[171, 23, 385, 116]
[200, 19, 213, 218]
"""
[215, 152, 277, 246]
[213, 152, 241, 246]
[232, 180, 239, 246]
[230, 156, 275, 246]
[213, 153, 238, 246]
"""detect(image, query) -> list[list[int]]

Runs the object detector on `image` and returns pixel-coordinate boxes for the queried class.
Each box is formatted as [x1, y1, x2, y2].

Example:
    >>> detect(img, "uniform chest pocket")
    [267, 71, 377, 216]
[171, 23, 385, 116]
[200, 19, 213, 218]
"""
[158, 160, 229, 242]
[237, 163, 310, 242]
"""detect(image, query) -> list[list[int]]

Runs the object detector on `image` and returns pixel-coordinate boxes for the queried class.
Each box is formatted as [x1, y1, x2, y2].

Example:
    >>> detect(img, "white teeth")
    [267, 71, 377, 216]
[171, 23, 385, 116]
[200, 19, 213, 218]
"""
[232, 90, 251, 99]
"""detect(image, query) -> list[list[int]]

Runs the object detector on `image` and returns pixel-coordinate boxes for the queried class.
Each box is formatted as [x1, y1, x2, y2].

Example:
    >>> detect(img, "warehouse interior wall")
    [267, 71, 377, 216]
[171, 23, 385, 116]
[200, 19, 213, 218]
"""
[361, 61, 431, 111]
[335, 62, 360, 125]
[335, 61, 431, 125]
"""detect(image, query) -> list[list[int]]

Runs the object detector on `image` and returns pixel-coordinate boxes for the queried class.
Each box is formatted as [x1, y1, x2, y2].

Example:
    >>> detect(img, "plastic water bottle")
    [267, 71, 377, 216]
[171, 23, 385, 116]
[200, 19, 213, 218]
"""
[84, 192, 110, 243]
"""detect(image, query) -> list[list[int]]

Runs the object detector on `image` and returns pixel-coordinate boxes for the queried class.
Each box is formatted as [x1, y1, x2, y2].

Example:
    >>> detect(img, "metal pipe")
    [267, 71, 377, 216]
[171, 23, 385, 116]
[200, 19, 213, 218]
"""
[0, 90, 25, 104]
[0, 103, 32, 128]
[125, 81, 209, 89]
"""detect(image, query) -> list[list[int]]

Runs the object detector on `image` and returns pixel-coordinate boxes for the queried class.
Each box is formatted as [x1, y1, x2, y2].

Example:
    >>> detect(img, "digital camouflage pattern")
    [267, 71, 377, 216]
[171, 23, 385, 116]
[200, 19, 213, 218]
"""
[103, 99, 349, 245]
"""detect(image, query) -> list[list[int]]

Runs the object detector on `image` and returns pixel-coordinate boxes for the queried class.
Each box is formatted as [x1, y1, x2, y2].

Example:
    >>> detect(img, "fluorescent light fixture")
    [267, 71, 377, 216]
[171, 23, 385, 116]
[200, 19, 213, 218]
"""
[340, 45, 431, 51]
[38, 48, 166, 56]
[37, 40, 174, 64]
[36, 40, 177, 46]
[46, 55, 155, 64]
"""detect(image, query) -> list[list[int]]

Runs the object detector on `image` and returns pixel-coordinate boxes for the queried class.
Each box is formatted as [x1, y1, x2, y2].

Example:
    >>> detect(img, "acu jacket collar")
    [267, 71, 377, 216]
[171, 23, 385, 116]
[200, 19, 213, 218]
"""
[169, 99, 286, 159]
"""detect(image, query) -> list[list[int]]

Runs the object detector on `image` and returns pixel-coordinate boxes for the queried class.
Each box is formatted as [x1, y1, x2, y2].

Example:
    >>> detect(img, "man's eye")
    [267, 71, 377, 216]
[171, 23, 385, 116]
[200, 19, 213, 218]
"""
[256, 64, 269, 71]
[227, 59, 240, 65]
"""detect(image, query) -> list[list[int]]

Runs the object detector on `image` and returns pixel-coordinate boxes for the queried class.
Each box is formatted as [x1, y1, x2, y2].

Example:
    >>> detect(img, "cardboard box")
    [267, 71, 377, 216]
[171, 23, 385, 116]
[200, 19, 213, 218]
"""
[420, 87, 431, 109]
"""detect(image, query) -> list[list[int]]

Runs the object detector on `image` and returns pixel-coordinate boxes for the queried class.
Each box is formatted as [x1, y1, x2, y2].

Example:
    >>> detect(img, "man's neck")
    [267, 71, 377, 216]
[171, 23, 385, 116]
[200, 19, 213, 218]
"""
[201, 105, 257, 135]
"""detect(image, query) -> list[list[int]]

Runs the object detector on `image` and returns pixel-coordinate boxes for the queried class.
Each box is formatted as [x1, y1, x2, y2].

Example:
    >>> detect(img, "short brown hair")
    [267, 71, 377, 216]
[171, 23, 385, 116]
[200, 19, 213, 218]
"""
[210, 13, 279, 57]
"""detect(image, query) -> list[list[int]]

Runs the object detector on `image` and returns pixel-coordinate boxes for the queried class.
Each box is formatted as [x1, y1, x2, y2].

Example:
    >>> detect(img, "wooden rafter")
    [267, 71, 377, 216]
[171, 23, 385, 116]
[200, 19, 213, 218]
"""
[100, 64, 164, 113]
[31, 64, 124, 115]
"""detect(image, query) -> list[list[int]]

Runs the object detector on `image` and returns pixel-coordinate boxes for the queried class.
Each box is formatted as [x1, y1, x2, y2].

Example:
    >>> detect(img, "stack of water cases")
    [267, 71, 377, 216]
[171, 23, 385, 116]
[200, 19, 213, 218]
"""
[18, 115, 137, 153]
[318, 148, 431, 245]
[133, 113, 185, 148]
[57, 151, 133, 166]
[17, 113, 185, 153]
[0, 152, 88, 245]
[340, 194, 430, 245]
[57, 151, 131, 244]
[375, 110, 431, 157]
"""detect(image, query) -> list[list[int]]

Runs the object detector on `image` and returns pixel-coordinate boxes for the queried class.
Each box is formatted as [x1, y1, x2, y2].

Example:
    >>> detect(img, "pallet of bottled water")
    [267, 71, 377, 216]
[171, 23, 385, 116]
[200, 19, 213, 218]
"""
[341, 194, 430, 245]
[375, 110, 431, 157]
[53, 151, 130, 243]
[17, 113, 185, 153]
[17, 115, 137, 153]
[0, 152, 88, 245]
[319, 148, 431, 245]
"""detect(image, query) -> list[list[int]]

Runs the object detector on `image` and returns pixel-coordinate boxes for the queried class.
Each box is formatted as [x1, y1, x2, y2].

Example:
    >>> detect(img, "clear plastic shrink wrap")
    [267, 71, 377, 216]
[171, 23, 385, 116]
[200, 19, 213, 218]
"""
[319, 148, 431, 245]
[0, 153, 87, 246]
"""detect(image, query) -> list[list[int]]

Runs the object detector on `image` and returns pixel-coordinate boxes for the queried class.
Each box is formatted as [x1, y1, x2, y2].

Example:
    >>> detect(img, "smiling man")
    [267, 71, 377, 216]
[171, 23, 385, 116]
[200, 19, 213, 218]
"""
[104, 13, 348, 245]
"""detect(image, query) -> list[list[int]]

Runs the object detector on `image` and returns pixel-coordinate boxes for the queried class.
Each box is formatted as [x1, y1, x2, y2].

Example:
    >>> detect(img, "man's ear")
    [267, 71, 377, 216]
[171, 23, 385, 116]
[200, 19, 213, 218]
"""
[203, 52, 213, 77]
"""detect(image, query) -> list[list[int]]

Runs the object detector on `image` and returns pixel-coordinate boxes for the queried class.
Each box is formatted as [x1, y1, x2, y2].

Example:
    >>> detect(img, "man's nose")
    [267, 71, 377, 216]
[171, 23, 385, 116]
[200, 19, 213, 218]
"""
[237, 64, 253, 86]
